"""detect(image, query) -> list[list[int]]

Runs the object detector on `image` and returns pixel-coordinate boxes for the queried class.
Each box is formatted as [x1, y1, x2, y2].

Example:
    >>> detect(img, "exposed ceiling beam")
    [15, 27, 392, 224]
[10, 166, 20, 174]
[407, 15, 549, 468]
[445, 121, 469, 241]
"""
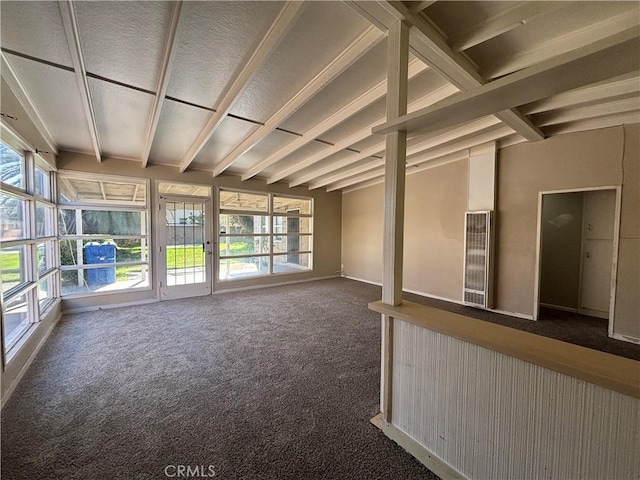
[449, 2, 566, 52]
[59, 0, 102, 162]
[341, 150, 469, 194]
[178, 1, 304, 173]
[373, 29, 640, 136]
[544, 111, 640, 136]
[269, 84, 458, 185]
[408, 1, 437, 14]
[141, 1, 184, 168]
[484, 10, 640, 79]
[240, 57, 428, 181]
[533, 97, 640, 127]
[325, 124, 513, 191]
[521, 73, 640, 114]
[212, 26, 385, 177]
[373, 0, 544, 142]
[0, 53, 58, 155]
[308, 116, 501, 189]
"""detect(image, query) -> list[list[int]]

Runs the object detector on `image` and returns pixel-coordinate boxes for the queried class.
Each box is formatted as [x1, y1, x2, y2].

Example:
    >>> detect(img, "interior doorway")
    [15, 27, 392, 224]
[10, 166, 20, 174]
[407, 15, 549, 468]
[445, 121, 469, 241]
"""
[535, 187, 620, 331]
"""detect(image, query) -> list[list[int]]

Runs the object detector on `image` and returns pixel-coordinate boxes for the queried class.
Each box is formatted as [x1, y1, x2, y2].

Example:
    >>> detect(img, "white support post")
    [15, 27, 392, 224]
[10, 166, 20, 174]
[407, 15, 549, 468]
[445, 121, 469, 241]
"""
[380, 20, 409, 423]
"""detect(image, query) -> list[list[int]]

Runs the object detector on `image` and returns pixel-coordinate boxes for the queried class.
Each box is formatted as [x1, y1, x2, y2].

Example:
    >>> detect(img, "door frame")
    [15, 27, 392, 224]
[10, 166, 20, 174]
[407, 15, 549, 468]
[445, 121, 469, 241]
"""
[533, 186, 621, 336]
[157, 193, 214, 300]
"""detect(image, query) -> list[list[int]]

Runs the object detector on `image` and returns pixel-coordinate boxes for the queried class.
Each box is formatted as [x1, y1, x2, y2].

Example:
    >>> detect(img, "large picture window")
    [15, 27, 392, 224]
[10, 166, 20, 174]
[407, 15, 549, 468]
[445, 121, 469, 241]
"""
[1, 141, 58, 357]
[57, 172, 150, 296]
[218, 189, 312, 281]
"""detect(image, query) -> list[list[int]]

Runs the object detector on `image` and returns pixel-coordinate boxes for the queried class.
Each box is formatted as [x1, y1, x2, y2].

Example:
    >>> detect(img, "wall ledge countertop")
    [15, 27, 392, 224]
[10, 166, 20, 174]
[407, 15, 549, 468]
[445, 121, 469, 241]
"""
[369, 299, 640, 399]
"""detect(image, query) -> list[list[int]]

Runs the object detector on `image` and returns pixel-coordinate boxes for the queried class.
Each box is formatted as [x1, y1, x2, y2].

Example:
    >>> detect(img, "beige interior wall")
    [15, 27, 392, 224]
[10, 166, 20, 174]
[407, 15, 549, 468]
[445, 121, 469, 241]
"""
[614, 124, 640, 340]
[403, 161, 468, 299]
[342, 160, 467, 302]
[539, 192, 584, 310]
[341, 182, 384, 283]
[57, 151, 342, 311]
[342, 125, 638, 340]
[497, 125, 638, 340]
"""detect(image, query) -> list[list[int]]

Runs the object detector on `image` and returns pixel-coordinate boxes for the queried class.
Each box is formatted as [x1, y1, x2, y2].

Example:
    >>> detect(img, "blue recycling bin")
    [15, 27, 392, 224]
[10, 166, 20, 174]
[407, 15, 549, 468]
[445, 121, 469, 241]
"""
[84, 241, 116, 285]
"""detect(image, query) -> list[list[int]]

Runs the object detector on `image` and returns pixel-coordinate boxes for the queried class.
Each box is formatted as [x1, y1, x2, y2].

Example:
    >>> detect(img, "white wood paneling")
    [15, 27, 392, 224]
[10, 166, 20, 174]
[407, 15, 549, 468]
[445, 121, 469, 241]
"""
[392, 319, 640, 479]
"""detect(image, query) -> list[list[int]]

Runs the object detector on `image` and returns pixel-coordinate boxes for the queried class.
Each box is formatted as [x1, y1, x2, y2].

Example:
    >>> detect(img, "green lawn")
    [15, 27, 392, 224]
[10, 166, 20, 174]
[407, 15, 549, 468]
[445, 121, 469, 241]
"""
[3, 241, 254, 286]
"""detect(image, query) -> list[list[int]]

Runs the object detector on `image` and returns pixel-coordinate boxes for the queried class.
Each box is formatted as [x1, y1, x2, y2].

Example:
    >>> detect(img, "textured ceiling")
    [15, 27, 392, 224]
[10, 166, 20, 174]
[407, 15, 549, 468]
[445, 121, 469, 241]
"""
[0, 0, 638, 192]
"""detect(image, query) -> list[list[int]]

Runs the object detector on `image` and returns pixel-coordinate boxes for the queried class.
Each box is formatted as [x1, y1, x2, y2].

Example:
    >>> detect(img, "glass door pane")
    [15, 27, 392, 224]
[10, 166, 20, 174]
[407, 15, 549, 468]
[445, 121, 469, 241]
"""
[159, 197, 212, 300]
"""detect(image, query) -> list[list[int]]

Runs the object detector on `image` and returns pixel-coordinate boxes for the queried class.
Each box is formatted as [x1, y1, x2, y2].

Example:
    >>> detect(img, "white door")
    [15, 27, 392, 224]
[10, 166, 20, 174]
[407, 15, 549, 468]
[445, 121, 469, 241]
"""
[579, 190, 616, 319]
[158, 195, 213, 300]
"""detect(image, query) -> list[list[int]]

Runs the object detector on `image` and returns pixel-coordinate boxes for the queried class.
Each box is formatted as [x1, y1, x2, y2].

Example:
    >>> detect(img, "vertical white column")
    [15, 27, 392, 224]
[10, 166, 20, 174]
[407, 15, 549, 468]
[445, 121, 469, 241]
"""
[381, 20, 409, 422]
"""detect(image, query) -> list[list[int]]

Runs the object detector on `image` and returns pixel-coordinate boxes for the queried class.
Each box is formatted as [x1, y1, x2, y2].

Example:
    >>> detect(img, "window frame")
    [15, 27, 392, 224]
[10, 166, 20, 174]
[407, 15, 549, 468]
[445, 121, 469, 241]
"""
[1, 139, 60, 362]
[56, 171, 151, 298]
[217, 188, 313, 282]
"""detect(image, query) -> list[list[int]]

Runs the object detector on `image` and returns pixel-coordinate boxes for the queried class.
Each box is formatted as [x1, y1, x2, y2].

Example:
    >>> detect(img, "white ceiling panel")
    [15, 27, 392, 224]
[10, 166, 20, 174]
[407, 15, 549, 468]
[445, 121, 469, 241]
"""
[467, 2, 639, 77]
[191, 117, 260, 170]
[288, 149, 358, 183]
[5, 54, 93, 153]
[229, 1, 371, 123]
[88, 78, 154, 160]
[0, 1, 73, 67]
[75, 1, 173, 91]
[256, 138, 330, 178]
[228, 130, 302, 173]
[148, 100, 211, 167]
[166, 1, 285, 108]
[280, 40, 389, 134]
[318, 69, 450, 145]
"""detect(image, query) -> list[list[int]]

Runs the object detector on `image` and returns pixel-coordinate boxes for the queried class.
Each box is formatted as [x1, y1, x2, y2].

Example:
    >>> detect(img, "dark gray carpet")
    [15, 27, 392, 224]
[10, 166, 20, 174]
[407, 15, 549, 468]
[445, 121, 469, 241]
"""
[1, 278, 438, 480]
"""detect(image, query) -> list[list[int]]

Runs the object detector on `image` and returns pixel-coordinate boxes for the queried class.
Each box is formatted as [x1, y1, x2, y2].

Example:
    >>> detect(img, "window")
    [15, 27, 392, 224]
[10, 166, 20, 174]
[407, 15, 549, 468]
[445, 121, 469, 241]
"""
[57, 172, 150, 296]
[1, 141, 59, 357]
[218, 189, 313, 281]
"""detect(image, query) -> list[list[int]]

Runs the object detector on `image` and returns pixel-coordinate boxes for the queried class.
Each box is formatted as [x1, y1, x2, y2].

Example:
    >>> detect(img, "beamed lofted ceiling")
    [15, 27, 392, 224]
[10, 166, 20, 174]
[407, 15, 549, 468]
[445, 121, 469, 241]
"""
[1, 1, 639, 192]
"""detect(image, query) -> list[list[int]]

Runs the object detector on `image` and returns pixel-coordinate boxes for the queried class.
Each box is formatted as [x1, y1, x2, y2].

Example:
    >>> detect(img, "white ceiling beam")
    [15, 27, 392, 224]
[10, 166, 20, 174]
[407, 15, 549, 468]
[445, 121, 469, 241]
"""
[269, 83, 458, 185]
[484, 10, 640, 79]
[533, 97, 640, 127]
[373, 29, 640, 136]
[325, 124, 513, 191]
[521, 73, 640, 114]
[241, 57, 427, 181]
[544, 111, 640, 136]
[409, 1, 437, 14]
[177, 2, 304, 173]
[212, 26, 384, 177]
[308, 116, 501, 189]
[59, 0, 102, 162]
[141, 1, 184, 167]
[0, 53, 58, 155]
[373, 1, 544, 142]
[450, 2, 566, 52]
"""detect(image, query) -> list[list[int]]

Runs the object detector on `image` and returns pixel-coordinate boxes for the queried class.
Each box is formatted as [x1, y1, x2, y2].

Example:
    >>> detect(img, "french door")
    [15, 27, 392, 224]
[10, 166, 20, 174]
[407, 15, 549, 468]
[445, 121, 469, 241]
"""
[158, 195, 213, 300]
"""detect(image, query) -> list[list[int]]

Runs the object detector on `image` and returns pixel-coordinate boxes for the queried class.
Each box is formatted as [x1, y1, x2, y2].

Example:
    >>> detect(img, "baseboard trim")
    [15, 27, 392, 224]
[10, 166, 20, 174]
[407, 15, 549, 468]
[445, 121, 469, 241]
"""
[1, 310, 62, 409]
[370, 413, 466, 480]
[214, 275, 340, 295]
[341, 275, 382, 287]
[540, 303, 579, 313]
[344, 277, 535, 321]
[610, 332, 640, 345]
[62, 298, 159, 315]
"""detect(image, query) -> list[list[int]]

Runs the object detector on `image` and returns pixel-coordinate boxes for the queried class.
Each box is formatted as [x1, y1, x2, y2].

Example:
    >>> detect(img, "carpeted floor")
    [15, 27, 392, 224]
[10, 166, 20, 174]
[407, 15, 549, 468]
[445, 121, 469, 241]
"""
[1, 278, 439, 480]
